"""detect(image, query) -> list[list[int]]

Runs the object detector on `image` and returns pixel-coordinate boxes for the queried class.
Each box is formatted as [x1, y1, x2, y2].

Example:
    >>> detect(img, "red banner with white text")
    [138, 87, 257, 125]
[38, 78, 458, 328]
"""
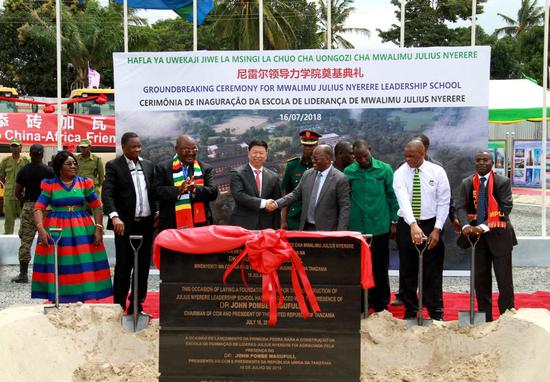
[0, 113, 115, 147]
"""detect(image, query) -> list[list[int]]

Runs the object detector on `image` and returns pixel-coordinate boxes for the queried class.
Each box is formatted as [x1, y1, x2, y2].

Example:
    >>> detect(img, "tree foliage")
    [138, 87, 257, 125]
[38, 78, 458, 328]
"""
[496, 0, 544, 37]
[490, 1, 546, 83]
[1, 0, 549, 94]
[378, 0, 486, 47]
[211, 0, 298, 50]
[377, 0, 548, 84]
[19, 0, 125, 90]
[318, 0, 369, 49]
[0, 0, 59, 95]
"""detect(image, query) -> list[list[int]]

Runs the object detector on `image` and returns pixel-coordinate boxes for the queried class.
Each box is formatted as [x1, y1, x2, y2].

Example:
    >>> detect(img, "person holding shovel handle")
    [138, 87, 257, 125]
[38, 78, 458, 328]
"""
[31, 151, 112, 303]
[393, 139, 450, 321]
[456, 151, 516, 322]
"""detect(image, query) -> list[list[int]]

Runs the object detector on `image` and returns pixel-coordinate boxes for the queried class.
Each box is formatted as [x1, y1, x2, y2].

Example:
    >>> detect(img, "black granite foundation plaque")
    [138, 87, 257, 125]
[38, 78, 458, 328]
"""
[159, 330, 359, 380]
[159, 236, 362, 381]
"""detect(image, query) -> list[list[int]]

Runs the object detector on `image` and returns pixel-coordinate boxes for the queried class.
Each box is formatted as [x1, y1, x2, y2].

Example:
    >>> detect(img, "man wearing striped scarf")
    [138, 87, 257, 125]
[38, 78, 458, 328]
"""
[456, 151, 516, 322]
[153, 135, 218, 232]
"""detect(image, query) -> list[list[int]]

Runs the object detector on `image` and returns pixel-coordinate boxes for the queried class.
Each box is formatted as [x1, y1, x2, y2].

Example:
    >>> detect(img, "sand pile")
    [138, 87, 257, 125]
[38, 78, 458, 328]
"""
[0, 303, 158, 382]
[1, 304, 550, 381]
[361, 309, 550, 382]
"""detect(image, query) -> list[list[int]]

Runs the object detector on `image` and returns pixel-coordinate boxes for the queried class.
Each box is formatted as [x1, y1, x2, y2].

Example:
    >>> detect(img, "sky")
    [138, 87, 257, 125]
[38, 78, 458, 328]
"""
[0, 0, 533, 48]
[346, 0, 522, 47]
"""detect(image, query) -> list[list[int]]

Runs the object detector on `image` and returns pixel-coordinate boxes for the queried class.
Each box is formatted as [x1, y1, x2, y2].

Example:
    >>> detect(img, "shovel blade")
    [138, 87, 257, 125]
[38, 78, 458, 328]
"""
[122, 313, 149, 332]
[458, 311, 486, 327]
[43, 305, 59, 315]
[406, 318, 433, 327]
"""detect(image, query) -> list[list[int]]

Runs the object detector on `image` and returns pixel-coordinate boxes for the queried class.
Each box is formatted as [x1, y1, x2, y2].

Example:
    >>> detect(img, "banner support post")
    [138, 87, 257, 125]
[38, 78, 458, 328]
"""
[259, 0, 264, 51]
[55, 0, 62, 152]
[123, 0, 128, 53]
[193, 0, 197, 51]
[327, 0, 332, 49]
[542, 0, 549, 237]
[471, 0, 477, 46]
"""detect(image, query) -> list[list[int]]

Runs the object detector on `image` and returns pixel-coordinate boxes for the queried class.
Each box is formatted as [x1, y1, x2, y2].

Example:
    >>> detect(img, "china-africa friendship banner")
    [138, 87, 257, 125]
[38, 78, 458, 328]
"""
[0, 113, 115, 147]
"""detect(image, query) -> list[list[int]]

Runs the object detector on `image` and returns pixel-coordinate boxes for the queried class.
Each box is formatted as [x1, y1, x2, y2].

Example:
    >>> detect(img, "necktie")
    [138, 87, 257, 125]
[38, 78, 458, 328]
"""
[307, 172, 322, 224]
[254, 169, 261, 195]
[412, 168, 421, 219]
[477, 177, 487, 224]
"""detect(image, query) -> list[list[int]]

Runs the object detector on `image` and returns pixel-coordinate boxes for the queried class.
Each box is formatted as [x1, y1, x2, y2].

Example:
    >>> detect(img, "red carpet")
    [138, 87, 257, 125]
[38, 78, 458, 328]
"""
[89, 291, 550, 321]
[387, 291, 550, 320]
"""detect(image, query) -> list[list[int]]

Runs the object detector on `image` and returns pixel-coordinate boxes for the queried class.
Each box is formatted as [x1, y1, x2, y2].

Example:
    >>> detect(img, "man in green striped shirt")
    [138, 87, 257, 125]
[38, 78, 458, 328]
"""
[345, 139, 399, 312]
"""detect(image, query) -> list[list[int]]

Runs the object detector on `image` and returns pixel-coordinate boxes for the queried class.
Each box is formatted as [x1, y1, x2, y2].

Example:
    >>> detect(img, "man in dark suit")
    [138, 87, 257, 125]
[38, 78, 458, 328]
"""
[456, 151, 516, 322]
[102, 132, 156, 314]
[273, 145, 350, 231]
[153, 134, 218, 232]
[229, 140, 281, 230]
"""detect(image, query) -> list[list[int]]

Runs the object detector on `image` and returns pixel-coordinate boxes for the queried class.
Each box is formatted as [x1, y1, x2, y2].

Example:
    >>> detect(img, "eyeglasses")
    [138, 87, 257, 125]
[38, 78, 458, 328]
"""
[63, 161, 78, 167]
[180, 147, 198, 153]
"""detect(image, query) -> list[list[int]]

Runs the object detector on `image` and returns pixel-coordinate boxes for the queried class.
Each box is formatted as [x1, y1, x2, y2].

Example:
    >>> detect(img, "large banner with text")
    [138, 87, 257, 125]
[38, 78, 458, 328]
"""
[114, 47, 491, 270]
[0, 113, 115, 147]
[115, 48, 488, 112]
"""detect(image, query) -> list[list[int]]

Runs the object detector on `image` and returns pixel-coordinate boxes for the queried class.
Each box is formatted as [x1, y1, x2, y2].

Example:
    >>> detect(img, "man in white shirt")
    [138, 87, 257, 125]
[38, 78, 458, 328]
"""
[393, 139, 450, 320]
[102, 132, 156, 315]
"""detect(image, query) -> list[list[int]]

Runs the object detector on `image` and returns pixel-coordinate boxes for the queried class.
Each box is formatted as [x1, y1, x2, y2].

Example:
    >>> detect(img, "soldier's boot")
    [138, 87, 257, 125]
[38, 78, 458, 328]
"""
[11, 262, 29, 283]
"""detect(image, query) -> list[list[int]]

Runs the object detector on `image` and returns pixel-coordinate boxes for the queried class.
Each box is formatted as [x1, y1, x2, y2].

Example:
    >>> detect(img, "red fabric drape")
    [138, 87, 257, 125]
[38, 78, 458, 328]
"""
[152, 225, 373, 288]
[153, 225, 373, 326]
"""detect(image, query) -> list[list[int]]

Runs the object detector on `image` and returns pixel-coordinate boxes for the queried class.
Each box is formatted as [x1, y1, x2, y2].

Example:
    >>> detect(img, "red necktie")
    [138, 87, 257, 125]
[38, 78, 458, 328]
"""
[255, 169, 261, 195]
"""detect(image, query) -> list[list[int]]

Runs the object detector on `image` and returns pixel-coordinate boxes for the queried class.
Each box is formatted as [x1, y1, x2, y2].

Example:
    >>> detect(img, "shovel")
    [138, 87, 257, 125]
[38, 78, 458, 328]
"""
[44, 227, 63, 314]
[458, 234, 486, 326]
[122, 235, 149, 332]
[406, 237, 431, 327]
[362, 234, 373, 319]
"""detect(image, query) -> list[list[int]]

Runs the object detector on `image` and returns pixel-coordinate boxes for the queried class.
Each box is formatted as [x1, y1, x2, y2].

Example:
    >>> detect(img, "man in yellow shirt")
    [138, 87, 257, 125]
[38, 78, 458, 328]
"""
[0, 139, 29, 234]
[76, 139, 104, 194]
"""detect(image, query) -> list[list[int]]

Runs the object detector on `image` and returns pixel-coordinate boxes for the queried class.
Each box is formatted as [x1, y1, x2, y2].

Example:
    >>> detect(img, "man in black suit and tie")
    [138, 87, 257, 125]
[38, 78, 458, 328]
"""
[272, 145, 350, 231]
[153, 134, 218, 232]
[456, 151, 516, 322]
[229, 140, 281, 230]
[102, 132, 156, 314]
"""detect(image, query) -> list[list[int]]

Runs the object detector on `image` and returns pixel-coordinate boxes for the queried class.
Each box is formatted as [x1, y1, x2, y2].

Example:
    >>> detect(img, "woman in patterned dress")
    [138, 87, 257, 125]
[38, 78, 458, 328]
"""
[31, 151, 113, 302]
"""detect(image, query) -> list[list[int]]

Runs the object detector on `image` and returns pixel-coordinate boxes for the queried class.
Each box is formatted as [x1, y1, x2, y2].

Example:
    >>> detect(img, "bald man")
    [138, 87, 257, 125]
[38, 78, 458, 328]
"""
[393, 140, 450, 321]
[272, 145, 350, 231]
[153, 134, 218, 232]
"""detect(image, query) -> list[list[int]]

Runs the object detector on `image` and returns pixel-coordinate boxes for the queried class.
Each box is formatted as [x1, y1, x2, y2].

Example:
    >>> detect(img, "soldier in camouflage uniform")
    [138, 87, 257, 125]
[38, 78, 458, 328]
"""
[0, 139, 29, 234]
[76, 139, 104, 195]
[13, 144, 54, 282]
[280, 130, 321, 230]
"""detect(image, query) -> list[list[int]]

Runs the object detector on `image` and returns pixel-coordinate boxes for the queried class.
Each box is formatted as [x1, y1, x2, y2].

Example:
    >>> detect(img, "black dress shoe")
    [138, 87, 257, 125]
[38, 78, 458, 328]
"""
[391, 297, 404, 306]
[126, 304, 143, 315]
[403, 310, 417, 319]
[429, 310, 444, 321]
[370, 306, 388, 313]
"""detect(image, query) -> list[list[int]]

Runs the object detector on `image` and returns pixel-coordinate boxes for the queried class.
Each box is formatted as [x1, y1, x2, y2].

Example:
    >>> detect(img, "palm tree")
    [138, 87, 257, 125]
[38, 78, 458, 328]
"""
[212, 0, 298, 50]
[19, 0, 145, 90]
[496, 0, 544, 37]
[318, 0, 370, 49]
